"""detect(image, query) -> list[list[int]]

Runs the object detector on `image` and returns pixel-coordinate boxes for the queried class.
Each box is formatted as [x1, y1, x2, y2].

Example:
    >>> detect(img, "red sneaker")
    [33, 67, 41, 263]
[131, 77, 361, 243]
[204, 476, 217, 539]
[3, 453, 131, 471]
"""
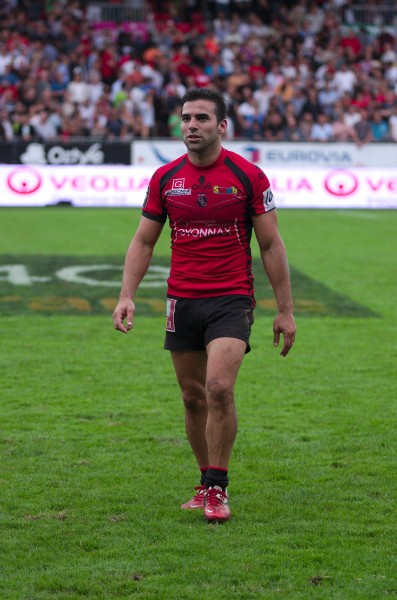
[181, 486, 205, 510]
[204, 486, 231, 522]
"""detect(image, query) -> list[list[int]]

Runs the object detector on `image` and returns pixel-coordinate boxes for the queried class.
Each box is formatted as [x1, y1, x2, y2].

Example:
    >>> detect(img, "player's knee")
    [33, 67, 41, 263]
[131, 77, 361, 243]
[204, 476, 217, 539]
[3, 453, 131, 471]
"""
[181, 386, 207, 412]
[206, 377, 234, 407]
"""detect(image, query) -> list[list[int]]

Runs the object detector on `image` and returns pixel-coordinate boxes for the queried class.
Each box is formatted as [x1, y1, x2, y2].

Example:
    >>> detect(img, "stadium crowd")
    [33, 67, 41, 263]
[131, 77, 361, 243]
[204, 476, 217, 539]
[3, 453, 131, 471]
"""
[0, 0, 396, 143]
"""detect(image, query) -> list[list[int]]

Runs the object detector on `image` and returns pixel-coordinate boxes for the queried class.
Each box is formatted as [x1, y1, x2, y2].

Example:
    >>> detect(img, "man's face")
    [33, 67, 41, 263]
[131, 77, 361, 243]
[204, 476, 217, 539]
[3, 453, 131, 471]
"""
[181, 99, 226, 153]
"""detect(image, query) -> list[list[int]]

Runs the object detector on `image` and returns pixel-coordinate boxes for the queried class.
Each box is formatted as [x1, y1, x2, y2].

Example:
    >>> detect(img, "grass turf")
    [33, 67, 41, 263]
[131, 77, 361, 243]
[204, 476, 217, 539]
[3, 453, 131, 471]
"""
[0, 208, 396, 599]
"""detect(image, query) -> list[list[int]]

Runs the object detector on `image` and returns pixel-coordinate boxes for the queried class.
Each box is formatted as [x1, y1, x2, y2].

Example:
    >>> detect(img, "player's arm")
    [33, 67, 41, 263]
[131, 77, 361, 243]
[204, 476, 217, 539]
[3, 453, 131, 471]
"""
[113, 215, 164, 333]
[252, 210, 296, 356]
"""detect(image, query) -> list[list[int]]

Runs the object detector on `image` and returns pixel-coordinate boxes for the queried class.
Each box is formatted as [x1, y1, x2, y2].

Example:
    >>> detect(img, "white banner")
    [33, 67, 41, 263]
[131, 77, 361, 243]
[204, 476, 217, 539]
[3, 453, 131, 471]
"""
[0, 164, 396, 209]
[132, 140, 397, 168]
[0, 165, 154, 208]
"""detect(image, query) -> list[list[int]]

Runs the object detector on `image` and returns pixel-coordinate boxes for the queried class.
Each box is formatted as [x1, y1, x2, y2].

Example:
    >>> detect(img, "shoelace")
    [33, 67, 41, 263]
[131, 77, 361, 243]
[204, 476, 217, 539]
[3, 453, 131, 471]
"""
[192, 485, 205, 499]
[205, 487, 227, 506]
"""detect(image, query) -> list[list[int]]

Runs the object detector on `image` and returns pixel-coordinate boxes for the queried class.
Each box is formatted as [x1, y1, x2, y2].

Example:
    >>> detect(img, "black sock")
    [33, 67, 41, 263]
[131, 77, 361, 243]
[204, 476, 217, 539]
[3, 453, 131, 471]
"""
[205, 466, 229, 491]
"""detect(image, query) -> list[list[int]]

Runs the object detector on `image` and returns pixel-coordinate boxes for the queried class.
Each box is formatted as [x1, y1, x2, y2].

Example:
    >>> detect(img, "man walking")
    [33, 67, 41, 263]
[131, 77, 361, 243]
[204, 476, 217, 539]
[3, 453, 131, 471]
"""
[113, 88, 296, 522]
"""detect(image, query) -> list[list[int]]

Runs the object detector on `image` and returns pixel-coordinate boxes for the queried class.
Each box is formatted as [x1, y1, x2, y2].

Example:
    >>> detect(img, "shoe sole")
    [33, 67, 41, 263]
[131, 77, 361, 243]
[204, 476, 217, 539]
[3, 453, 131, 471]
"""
[204, 512, 231, 522]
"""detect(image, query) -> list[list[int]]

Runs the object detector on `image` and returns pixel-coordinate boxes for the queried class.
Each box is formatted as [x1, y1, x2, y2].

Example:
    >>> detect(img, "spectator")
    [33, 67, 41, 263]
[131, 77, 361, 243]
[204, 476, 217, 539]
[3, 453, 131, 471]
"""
[351, 108, 373, 146]
[87, 70, 105, 105]
[384, 60, 397, 89]
[370, 109, 390, 142]
[310, 111, 334, 142]
[263, 108, 286, 141]
[167, 104, 182, 138]
[253, 80, 272, 117]
[235, 85, 263, 138]
[389, 104, 397, 142]
[0, 109, 14, 140]
[380, 42, 397, 66]
[340, 28, 362, 60]
[50, 69, 69, 100]
[30, 109, 58, 141]
[105, 106, 123, 139]
[299, 87, 322, 121]
[91, 113, 108, 140]
[67, 67, 90, 104]
[332, 61, 357, 96]
[332, 109, 355, 142]
[0, 43, 12, 76]
[138, 89, 156, 137]
[79, 98, 96, 130]
[318, 79, 341, 116]
[225, 59, 251, 95]
[283, 102, 301, 141]
[343, 102, 361, 128]
[274, 77, 295, 107]
[265, 61, 285, 92]
[296, 112, 314, 141]
[351, 84, 373, 110]
[12, 111, 36, 141]
[289, 85, 307, 119]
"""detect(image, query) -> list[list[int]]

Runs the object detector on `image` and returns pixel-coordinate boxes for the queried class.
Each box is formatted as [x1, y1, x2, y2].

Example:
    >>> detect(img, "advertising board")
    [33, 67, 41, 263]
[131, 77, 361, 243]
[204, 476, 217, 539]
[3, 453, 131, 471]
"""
[132, 140, 397, 168]
[1, 164, 396, 209]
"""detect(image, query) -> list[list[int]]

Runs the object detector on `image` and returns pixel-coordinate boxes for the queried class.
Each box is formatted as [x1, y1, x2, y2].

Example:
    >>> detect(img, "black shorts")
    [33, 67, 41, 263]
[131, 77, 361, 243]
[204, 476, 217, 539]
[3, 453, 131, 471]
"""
[164, 294, 255, 354]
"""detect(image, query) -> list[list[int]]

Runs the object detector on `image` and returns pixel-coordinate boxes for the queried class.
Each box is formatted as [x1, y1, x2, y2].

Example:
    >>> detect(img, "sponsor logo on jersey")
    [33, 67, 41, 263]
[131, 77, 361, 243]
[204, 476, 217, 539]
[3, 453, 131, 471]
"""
[175, 225, 232, 238]
[172, 178, 185, 189]
[213, 185, 238, 194]
[166, 178, 191, 196]
[263, 188, 276, 211]
[192, 182, 211, 190]
[193, 176, 211, 191]
[165, 188, 191, 196]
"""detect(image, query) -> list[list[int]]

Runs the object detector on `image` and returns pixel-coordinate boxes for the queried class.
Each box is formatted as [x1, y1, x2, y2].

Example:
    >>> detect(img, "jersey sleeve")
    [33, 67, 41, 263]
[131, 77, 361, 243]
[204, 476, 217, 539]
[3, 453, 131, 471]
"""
[141, 168, 167, 223]
[249, 165, 276, 216]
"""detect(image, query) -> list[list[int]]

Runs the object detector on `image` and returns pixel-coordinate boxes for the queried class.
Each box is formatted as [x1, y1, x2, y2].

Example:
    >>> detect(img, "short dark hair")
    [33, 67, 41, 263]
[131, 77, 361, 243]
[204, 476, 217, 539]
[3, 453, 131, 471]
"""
[181, 88, 227, 123]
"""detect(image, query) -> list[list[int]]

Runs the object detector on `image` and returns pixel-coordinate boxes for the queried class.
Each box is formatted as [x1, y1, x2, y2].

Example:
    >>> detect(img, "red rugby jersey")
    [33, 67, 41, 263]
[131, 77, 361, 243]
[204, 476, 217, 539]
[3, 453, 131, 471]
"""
[142, 147, 276, 298]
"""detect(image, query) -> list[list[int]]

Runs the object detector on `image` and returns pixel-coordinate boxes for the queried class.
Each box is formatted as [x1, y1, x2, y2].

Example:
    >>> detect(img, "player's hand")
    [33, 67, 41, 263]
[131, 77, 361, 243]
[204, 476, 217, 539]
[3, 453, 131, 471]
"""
[273, 311, 296, 357]
[113, 298, 135, 334]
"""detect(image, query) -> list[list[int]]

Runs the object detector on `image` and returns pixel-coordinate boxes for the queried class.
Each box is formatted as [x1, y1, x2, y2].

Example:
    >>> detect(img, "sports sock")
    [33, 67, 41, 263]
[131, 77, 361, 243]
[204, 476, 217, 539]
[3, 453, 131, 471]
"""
[205, 466, 229, 491]
[200, 466, 208, 486]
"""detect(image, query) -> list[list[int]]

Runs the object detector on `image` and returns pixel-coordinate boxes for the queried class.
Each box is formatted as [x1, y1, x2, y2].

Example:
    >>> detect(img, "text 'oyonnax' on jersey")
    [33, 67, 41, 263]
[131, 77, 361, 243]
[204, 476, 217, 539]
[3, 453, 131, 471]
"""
[142, 147, 276, 298]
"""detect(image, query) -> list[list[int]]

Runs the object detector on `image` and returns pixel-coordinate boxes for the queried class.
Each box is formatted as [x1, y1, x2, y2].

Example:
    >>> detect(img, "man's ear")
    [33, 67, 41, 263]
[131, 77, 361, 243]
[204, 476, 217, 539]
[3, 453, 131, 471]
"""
[218, 118, 228, 134]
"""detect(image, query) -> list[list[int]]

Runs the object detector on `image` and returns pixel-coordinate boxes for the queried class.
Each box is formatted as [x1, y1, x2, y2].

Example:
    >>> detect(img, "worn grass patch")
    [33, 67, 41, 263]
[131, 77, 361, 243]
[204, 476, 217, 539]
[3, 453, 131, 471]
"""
[0, 254, 377, 317]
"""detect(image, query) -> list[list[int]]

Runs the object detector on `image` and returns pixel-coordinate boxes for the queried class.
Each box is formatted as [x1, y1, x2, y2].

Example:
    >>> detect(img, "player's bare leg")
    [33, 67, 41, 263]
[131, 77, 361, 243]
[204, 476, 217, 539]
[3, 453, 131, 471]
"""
[202, 337, 246, 521]
[171, 350, 208, 467]
[172, 339, 245, 519]
[205, 337, 245, 467]
[171, 350, 209, 510]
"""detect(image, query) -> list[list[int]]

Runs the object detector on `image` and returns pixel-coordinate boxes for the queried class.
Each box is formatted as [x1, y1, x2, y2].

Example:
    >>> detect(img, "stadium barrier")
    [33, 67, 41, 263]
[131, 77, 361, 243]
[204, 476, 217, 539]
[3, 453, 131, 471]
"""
[1, 163, 396, 209]
[1, 140, 397, 168]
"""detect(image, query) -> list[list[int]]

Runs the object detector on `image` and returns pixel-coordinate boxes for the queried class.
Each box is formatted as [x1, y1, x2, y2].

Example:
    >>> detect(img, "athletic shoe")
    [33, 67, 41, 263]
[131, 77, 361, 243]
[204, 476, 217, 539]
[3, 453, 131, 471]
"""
[204, 486, 231, 522]
[181, 486, 205, 510]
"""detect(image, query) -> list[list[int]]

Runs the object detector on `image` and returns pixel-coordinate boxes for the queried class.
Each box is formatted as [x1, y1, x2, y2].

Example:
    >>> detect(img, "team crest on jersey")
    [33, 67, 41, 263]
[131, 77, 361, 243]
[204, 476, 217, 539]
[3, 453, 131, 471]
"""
[263, 188, 276, 211]
[197, 194, 207, 207]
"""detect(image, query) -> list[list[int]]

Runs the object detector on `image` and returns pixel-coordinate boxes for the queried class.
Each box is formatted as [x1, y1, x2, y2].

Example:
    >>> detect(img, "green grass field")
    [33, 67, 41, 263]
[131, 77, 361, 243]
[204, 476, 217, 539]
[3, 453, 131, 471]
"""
[1, 207, 396, 599]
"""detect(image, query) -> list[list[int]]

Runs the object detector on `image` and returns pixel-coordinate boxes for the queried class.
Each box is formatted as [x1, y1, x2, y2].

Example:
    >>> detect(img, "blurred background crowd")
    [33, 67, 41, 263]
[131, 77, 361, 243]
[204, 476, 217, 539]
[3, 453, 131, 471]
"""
[0, 0, 396, 144]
